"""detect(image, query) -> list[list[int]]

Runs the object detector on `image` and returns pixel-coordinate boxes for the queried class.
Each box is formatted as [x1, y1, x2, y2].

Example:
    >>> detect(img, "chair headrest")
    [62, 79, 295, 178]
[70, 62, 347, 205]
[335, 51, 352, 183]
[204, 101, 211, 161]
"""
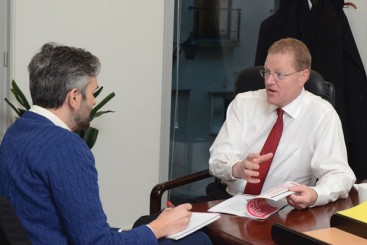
[234, 66, 335, 107]
[234, 66, 264, 94]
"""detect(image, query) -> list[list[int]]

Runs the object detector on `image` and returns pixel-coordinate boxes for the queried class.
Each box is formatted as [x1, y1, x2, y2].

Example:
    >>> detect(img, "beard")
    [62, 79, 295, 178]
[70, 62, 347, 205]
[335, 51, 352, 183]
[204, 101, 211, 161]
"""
[71, 103, 92, 131]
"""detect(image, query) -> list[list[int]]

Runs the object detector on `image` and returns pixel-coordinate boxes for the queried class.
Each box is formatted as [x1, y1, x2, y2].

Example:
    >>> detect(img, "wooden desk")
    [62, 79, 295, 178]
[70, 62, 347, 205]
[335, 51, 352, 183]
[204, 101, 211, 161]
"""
[191, 188, 359, 245]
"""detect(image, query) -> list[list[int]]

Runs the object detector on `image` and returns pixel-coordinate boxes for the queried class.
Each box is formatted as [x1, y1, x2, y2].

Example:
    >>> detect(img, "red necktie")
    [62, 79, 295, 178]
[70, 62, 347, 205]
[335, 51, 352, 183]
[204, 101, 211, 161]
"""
[244, 108, 284, 195]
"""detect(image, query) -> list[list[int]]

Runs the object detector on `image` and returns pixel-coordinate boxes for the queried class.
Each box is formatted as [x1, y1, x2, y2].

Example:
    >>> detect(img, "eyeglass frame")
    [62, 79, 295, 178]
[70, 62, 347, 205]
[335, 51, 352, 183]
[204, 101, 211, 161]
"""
[259, 69, 304, 80]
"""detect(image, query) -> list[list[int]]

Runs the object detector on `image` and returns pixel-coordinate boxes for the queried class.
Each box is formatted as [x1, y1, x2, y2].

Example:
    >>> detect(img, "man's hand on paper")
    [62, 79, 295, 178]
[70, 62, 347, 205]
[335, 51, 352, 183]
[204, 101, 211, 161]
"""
[232, 152, 273, 183]
[149, 203, 192, 239]
[287, 185, 318, 210]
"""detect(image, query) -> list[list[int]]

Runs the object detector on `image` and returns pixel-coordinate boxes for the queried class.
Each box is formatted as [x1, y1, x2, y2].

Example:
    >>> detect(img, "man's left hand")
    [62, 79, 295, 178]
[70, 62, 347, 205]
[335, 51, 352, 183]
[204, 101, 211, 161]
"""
[286, 184, 318, 210]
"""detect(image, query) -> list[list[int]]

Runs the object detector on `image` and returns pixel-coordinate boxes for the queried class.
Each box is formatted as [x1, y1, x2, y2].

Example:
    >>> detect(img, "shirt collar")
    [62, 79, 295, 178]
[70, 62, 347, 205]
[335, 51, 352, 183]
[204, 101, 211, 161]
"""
[281, 88, 305, 119]
[266, 88, 305, 119]
[29, 105, 71, 131]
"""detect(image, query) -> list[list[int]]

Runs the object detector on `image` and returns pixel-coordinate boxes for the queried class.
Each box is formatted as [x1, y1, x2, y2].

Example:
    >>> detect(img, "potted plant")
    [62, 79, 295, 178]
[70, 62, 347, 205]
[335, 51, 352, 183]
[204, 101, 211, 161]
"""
[5, 80, 115, 149]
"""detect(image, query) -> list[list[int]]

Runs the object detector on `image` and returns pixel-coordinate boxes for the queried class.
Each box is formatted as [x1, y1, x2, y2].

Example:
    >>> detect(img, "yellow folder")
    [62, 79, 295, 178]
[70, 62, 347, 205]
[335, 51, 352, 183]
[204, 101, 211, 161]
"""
[337, 201, 367, 223]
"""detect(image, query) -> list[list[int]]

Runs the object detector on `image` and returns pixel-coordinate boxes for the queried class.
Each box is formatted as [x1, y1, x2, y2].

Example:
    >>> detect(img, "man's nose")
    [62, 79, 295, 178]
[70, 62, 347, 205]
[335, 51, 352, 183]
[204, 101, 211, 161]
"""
[265, 74, 276, 86]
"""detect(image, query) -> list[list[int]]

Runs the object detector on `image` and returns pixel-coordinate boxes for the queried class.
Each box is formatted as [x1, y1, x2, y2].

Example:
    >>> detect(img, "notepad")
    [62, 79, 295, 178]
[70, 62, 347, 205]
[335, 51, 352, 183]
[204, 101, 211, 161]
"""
[166, 212, 220, 240]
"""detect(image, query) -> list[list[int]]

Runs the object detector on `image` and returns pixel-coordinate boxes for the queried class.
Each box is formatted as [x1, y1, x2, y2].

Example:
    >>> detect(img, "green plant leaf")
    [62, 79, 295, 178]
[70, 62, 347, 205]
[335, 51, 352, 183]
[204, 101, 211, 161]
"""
[90, 92, 115, 120]
[93, 110, 115, 119]
[18, 109, 27, 117]
[82, 127, 99, 149]
[93, 86, 103, 98]
[11, 80, 31, 110]
[4, 98, 22, 117]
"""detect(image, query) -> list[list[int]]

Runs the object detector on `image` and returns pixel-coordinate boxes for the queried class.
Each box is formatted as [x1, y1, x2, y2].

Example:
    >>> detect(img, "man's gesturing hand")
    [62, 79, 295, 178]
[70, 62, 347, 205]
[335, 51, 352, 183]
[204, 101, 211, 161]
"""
[232, 152, 273, 182]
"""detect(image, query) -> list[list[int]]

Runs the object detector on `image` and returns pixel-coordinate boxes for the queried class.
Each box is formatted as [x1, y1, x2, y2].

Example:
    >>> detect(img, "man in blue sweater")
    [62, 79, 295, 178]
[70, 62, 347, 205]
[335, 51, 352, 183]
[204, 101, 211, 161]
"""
[0, 43, 212, 245]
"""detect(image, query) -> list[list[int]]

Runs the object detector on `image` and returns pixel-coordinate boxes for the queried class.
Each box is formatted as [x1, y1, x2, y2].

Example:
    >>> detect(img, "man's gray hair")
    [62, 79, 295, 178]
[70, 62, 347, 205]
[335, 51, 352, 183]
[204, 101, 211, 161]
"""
[28, 43, 101, 109]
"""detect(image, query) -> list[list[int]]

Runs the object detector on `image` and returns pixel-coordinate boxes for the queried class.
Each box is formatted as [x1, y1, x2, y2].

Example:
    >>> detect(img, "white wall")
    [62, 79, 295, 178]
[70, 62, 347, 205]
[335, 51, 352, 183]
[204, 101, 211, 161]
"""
[0, 0, 11, 140]
[344, 0, 367, 70]
[9, 0, 173, 228]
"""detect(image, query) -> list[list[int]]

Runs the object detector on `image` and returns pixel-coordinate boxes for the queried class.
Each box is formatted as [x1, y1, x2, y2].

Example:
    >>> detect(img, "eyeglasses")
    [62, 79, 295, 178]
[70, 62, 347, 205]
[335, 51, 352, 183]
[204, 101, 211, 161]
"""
[260, 69, 302, 80]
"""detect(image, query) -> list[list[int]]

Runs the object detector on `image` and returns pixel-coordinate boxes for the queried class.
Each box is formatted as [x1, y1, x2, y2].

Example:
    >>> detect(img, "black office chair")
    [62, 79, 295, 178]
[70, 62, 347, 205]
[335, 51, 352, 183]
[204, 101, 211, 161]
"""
[150, 66, 335, 214]
[0, 196, 32, 245]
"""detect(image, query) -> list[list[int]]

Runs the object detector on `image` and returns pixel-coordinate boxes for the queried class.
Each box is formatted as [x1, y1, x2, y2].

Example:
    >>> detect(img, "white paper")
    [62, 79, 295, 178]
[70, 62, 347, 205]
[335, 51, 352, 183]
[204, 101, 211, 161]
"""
[166, 212, 221, 240]
[208, 194, 253, 217]
[208, 181, 297, 219]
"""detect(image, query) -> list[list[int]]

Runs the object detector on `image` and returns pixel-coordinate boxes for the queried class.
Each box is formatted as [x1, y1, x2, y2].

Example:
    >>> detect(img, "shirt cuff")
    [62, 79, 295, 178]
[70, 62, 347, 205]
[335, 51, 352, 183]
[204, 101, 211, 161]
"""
[118, 225, 154, 234]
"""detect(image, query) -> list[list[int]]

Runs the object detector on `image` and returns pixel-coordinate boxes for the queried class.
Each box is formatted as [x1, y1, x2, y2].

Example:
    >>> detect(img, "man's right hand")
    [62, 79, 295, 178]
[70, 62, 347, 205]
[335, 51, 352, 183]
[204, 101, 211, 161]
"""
[148, 203, 192, 239]
[232, 152, 273, 183]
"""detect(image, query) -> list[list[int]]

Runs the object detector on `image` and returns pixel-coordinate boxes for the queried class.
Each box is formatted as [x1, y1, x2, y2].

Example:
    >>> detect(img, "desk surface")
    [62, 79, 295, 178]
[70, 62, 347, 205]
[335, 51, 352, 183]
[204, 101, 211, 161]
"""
[191, 188, 359, 245]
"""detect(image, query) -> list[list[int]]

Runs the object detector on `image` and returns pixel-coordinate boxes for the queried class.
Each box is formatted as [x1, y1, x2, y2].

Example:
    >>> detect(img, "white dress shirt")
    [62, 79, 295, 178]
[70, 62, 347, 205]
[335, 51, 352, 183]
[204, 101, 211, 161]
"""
[209, 89, 356, 206]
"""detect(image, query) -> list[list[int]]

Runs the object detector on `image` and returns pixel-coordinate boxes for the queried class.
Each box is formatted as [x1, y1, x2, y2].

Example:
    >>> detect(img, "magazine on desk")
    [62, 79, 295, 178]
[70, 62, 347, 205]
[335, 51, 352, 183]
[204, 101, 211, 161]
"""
[208, 181, 297, 219]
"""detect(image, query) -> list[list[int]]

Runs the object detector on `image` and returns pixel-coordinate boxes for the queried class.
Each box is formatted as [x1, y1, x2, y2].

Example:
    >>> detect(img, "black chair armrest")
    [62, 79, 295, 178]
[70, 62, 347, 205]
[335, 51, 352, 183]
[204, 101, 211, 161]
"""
[150, 169, 211, 214]
[0, 196, 32, 245]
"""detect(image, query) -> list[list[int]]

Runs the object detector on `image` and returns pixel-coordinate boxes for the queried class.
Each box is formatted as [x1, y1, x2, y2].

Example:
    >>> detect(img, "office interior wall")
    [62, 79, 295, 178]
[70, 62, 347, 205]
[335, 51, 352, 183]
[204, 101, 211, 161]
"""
[0, 0, 10, 140]
[9, 0, 172, 228]
[344, 0, 367, 70]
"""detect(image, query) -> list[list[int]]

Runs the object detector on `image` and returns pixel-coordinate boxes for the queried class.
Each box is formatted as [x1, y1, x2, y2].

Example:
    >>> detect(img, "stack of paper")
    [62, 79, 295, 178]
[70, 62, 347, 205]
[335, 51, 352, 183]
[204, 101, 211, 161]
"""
[166, 212, 220, 240]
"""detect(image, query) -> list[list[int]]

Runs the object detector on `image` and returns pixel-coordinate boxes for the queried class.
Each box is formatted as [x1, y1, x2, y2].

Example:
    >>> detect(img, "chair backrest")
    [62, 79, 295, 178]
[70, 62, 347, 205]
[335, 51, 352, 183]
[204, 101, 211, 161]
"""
[234, 66, 335, 107]
[0, 196, 32, 245]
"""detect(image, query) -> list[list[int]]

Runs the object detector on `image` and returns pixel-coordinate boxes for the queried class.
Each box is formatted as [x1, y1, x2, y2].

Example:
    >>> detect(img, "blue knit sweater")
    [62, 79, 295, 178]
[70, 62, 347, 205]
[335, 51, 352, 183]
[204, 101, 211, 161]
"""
[0, 111, 157, 244]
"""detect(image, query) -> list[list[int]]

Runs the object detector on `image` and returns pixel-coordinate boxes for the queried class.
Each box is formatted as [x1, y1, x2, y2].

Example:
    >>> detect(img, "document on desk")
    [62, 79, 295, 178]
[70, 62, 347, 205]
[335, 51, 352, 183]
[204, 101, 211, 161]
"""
[208, 181, 297, 219]
[166, 212, 221, 240]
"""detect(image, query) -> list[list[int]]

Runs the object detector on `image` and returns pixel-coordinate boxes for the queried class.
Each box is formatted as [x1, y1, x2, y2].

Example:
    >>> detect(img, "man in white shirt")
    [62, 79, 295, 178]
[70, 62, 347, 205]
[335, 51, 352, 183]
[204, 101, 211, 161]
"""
[209, 38, 356, 209]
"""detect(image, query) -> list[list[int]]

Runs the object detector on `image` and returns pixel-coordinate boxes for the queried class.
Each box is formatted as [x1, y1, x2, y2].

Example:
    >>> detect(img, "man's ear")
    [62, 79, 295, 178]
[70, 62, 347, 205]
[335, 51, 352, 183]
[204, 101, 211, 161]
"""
[300, 69, 310, 86]
[67, 88, 81, 110]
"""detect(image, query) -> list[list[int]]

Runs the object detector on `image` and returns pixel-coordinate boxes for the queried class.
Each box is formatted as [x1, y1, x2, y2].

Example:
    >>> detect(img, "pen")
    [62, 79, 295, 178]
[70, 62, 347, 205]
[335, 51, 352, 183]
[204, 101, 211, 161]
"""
[166, 200, 175, 208]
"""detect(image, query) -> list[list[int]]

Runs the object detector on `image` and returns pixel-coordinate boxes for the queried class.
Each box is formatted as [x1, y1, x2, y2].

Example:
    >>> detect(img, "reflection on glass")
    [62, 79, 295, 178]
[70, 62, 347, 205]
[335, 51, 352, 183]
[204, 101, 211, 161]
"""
[170, 0, 277, 203]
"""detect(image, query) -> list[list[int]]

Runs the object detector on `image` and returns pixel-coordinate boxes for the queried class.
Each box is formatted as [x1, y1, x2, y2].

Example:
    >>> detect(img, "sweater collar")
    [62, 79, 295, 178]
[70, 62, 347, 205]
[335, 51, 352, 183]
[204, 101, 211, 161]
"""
[29, 105, 70, 131]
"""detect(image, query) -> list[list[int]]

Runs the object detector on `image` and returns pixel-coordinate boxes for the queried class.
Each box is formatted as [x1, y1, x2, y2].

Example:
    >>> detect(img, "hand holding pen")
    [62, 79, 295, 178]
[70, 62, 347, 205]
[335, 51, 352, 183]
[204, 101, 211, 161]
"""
[149, 201, 192, 238]
[166, 200, 175, 208]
